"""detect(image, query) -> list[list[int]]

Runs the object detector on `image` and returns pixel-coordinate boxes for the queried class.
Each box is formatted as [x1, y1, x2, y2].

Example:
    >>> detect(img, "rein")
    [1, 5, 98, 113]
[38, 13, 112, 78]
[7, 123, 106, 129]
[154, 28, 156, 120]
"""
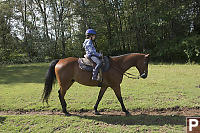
[124, 72, 140, 79]
[110, 59, 140, 80]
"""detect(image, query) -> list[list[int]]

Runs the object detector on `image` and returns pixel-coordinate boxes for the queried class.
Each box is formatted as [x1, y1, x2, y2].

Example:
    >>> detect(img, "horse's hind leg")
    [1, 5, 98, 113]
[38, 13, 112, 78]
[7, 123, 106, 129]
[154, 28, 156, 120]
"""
[58, 89, 70, 116]
[58, 81, 74, 116]
[94, 86, 107, 115]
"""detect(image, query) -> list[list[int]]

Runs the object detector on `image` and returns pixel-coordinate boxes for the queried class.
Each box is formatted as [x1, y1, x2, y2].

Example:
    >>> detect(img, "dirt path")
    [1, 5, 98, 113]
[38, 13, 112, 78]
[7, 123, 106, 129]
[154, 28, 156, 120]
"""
[1, 107, 200, 116]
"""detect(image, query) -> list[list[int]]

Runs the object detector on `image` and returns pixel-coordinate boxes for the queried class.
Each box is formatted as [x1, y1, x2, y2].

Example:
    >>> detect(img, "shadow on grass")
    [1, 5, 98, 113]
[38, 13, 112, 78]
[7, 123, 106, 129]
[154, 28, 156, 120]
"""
[0, 64, 48, 84]
[75, 114, 186, 126]
[0, 116, 6, 124]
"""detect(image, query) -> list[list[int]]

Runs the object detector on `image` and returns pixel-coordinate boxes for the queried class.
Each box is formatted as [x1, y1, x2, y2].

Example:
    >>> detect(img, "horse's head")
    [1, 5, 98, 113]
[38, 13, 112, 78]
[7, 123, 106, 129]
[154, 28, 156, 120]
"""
[136, 54, 150, 79]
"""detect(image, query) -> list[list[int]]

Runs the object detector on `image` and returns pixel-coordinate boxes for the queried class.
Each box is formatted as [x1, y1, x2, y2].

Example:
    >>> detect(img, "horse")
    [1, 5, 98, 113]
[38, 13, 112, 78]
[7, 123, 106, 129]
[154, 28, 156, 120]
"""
[42, 53, 150, 116]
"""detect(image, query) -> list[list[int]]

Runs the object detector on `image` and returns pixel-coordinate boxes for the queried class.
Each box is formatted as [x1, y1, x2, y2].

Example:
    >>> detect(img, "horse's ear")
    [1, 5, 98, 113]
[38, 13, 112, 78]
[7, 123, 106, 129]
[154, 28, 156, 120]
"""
[145, 54, 150, 58]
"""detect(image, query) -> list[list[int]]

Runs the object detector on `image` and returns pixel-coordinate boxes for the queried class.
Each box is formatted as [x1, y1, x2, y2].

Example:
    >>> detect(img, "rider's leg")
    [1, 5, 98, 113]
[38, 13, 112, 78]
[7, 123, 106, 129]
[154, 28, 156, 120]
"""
[91, 56, 102, 80]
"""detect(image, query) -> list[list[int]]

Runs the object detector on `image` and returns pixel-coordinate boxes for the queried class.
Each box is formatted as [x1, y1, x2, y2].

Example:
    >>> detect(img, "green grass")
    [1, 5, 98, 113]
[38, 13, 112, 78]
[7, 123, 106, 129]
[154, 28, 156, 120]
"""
[0, 63, 200, 132]
[0, 63, 200, 111]
[0, 114, 185, 132]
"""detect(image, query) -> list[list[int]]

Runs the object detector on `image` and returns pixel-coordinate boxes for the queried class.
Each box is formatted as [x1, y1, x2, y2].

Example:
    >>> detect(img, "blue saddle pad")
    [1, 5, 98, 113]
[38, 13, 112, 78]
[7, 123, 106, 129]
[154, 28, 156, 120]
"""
[78, 56, 110, 72]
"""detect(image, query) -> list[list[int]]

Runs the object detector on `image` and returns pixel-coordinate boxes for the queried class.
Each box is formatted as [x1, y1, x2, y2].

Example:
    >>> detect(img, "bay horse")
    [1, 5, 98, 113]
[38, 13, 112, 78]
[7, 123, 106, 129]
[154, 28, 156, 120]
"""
[42, 53, 150, 116]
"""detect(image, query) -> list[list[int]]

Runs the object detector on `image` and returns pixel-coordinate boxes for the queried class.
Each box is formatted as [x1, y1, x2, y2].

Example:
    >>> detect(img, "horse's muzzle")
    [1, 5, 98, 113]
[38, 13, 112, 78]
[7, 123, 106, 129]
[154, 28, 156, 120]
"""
[140, 72, 147, 79]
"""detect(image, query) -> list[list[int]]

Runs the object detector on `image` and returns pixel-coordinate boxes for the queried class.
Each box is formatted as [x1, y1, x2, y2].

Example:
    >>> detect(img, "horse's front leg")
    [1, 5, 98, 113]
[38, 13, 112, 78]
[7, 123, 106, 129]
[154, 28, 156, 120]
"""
[112, 85, 131, 116]
[94, 86, 108, 115]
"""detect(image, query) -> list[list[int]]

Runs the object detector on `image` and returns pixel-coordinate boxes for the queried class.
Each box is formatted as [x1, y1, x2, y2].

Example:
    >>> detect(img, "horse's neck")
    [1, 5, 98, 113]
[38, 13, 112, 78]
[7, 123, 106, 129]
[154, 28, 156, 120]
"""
[113, 54, 143, 73]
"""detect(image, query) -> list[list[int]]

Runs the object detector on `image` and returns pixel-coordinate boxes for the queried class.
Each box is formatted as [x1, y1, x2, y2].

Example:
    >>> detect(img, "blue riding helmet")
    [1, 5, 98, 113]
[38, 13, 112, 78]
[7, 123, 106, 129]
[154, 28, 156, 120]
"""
[85, 29, 96, 35]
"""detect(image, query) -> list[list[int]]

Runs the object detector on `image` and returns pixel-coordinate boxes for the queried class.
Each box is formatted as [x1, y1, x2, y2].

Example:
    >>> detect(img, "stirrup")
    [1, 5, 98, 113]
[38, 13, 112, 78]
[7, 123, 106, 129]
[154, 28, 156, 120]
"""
[92, 74, 100, 81]
[92, 77, 98, 81]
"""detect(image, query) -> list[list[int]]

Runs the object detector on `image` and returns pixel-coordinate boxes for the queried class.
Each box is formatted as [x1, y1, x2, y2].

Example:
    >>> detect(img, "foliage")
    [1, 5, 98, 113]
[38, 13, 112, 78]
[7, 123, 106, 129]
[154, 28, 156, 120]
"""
[182, 35, 200, 63]
[0, 0, 200, 64]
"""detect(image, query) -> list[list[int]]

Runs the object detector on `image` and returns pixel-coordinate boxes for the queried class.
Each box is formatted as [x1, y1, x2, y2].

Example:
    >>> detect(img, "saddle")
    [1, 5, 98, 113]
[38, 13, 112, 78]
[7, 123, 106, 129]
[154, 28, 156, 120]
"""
[78, 56, 110, 72]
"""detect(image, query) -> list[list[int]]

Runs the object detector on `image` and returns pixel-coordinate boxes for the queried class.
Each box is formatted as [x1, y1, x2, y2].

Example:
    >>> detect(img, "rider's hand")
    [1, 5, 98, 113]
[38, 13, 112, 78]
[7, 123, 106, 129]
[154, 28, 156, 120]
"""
[99, 53, 103, 58]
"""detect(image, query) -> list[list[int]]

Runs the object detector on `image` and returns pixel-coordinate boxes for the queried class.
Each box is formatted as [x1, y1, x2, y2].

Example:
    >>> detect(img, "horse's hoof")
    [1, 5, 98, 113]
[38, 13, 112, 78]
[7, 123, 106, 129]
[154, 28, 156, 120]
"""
[125, 111, 131, 116]
[65, 112, 71, 116]
[94, 111, 101, 115]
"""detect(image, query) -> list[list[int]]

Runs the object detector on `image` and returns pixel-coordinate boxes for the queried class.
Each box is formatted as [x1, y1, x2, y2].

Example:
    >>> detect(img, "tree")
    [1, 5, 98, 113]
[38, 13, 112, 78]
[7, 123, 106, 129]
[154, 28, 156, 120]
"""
[0, 0, 200, 64]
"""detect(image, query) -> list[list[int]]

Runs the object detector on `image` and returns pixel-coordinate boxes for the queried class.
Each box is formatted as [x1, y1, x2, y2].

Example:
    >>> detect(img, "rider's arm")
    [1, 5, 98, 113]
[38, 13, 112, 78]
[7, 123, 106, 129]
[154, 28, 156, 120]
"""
[84, 40, 102, 57]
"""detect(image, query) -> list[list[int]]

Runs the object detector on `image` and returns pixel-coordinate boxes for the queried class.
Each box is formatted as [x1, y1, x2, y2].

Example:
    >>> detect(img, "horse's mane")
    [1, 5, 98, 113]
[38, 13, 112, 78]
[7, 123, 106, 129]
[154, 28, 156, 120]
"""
[111, 53, 142, 58]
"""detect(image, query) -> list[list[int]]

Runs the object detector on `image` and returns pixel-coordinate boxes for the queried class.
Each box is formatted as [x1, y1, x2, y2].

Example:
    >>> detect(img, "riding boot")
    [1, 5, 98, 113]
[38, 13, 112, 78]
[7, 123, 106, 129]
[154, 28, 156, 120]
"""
[91, 57, 103, 81]
[92, 69, 99, 81]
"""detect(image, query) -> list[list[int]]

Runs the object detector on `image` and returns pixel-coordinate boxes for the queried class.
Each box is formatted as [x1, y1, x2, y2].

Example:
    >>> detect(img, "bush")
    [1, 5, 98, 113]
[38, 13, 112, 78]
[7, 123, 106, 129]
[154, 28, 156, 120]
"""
[0, 49, 29, 64]
[182, 35, 200, 63]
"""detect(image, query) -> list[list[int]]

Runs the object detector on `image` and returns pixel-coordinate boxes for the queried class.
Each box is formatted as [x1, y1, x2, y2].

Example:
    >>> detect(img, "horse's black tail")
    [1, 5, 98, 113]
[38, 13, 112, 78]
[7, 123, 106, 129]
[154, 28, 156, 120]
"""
[42, 59, 59, 104]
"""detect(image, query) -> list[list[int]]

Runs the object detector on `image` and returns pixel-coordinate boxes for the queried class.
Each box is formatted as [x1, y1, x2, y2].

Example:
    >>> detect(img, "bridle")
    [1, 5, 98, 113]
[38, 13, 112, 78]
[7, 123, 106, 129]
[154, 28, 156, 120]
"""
[111, 55, 149, 79]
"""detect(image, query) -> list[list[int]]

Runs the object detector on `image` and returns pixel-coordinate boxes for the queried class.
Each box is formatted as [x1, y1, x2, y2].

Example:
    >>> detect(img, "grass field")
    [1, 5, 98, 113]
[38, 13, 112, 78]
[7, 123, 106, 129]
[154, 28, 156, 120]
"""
[0, 63, 200, 132]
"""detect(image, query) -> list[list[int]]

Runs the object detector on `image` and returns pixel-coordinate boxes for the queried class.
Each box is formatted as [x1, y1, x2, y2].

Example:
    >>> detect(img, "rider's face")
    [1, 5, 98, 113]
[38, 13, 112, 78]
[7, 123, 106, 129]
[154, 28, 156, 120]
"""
[91, 35, 96, 41]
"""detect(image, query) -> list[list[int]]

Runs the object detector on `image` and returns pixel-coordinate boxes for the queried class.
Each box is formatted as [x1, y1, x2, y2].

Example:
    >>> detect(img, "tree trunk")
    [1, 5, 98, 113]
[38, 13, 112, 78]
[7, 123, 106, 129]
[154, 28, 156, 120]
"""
[35, 0, 49, 38]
